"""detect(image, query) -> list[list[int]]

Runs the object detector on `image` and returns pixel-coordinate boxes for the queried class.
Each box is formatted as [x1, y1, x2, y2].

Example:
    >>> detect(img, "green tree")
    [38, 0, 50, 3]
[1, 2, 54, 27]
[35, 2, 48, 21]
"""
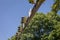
[52, 0, 60, 13]
[9, 12, 60, 40]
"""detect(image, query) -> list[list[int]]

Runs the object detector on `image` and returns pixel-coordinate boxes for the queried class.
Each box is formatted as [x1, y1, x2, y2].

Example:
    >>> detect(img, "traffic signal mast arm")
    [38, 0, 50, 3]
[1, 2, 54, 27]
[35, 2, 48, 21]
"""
[25, 0, 45, 28]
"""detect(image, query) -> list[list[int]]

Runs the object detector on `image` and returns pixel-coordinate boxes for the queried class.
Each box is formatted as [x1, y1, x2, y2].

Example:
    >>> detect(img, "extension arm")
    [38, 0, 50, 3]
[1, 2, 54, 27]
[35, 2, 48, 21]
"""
[25, 0, 45, 27]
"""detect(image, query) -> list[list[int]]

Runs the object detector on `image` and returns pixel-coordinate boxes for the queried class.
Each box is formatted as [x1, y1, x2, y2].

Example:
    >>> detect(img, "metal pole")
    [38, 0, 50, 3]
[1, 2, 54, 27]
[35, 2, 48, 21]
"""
[25, 0, 45, 27]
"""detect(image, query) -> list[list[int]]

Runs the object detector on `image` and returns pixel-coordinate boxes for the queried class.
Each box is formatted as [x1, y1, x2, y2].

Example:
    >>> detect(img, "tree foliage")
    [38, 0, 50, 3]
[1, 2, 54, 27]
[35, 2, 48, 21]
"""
[9, 12, 60, 40]
[52, 0, 60, 13]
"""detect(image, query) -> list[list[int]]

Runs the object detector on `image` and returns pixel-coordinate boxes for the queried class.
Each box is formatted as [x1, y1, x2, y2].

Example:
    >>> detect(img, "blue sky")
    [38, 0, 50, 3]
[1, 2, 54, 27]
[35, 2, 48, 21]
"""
[0, 0, 59, 40]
